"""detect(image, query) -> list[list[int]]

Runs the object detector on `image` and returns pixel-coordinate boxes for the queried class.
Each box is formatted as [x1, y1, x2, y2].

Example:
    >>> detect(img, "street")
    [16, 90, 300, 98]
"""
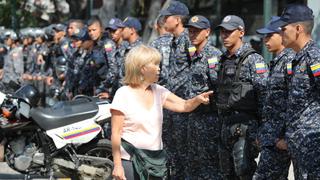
[0, 160, 294, 180]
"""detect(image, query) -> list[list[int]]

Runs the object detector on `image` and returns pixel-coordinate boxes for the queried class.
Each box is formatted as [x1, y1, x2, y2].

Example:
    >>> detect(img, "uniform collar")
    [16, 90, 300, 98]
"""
[128, 38, 142, 49]
[223, 42, 252, 60]
[173, 29, 189, 44]
[294, 40, 315, 61]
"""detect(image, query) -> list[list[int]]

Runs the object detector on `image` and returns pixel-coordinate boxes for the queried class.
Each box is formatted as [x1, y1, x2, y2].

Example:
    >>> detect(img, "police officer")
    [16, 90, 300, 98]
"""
[19, 28, 33, 74]
[275, 4, 320, 179]
[1, 30, 24, 93]
[52, 24, 73, 60]
[97, 17, 127, 98]
[117, 16, 143, 85]
[185, 15, 223, 179]
[160, 1, 191, 178]
[0, 42, 8, 81]
[66, 19, 85, 57]
[79, 16, 117, 96]
[150, 16, 173, 85]
[64, 27, 90, 99]
[215, 15, 268, 180]
[253, 16, 295, 180]
[46, 56, 68, 106]
[105, 18, 127, 49]
[67, 19, 85, 38]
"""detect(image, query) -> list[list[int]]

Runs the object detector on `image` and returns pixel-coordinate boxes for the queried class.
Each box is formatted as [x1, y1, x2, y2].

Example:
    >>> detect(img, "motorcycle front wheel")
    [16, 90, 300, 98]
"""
[77, 138, 113, 180]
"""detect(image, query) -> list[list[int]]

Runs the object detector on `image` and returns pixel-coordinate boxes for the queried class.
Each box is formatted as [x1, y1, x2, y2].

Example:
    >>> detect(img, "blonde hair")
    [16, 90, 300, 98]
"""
[123, 45, 161, 86]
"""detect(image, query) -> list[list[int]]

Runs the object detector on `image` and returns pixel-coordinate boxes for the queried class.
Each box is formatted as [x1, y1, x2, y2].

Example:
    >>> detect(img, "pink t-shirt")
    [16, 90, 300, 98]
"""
[110, 84, 170, 160]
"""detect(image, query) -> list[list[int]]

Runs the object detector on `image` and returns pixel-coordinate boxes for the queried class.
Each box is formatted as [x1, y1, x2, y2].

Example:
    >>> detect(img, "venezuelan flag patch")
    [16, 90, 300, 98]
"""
[208, 57, 218, 68]
[63, 44, 68, 51]
[255, 62, 267, 74]
[104, 43, 112, 52]
[311, 63, 320, 77]
[188, 46, 196, 57]
[287, 63, 292, 75]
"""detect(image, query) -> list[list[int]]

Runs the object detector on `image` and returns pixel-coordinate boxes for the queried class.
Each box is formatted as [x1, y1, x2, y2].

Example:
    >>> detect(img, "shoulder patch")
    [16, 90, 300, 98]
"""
[63, 44, 69, 51]
[287, 62, 292, 75]
[208, 57, 218, 68]
[310, 63, 320, 77]
[188, 46, 196, 57]
[255, 62, 267, 74]
[299, 62, 307, 72]
[104, 43, 113, 52]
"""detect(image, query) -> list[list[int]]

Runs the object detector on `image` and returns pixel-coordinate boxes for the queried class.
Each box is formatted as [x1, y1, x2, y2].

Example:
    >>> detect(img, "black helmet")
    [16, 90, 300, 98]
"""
[14, 84, 40, 106]
[55, 56, 67, 77]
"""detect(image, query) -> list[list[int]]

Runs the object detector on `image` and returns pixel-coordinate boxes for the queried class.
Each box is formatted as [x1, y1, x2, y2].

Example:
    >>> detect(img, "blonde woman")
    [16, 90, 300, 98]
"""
[110, 45, 213, 180]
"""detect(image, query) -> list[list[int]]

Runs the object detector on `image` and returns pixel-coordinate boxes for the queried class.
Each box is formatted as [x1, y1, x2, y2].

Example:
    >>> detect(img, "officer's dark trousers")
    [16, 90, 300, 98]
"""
[163, 111, 189, 180]
[187, 111, 222, 179]
[219, 118, 259, 180]
[254, 146, 291, 180]
[287, 128, 320, 180]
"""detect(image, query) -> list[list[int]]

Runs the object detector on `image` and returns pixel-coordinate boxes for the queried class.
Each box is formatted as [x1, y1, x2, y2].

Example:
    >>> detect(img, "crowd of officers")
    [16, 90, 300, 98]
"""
[0, 0, 320, 180]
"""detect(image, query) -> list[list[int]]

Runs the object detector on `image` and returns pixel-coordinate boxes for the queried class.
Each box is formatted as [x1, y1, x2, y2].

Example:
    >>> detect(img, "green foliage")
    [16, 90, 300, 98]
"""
[0, 0, 59, 29]
[0, 1, 13, 28]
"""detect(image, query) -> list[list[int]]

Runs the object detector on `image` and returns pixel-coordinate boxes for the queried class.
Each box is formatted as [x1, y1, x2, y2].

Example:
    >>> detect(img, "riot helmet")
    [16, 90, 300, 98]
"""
[55, 56, 67, 78]
[14, 84, 40, 106]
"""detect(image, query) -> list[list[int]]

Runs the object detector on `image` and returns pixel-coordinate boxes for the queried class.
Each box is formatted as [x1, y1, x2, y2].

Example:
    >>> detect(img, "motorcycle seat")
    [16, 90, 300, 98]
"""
[30, 98, 99, 130]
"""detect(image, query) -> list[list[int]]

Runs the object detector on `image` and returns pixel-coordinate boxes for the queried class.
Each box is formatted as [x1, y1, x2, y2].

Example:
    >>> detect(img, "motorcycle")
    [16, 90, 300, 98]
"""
[0, 84, 113, 179]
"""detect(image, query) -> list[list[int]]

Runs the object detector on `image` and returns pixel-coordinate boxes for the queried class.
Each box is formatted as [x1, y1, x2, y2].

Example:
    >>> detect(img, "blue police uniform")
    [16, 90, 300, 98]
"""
[216, 15, 268, 180]
[164, 29, 192, 179]
[79, 36, 116, 96]
[150, 33, 173, 85]
[286, 40, 320, 179]
[253, 17, 295, 180]
[117, 38, 142, 86]
[115, 17, 143, 90]
[159, 1, 191, 179]
[184, 15, 223, 179]
[188, 43, 223, 179]
[217, 42, 268, 179]
[254, 48, 294, 180]
[274, 4, 320, 179]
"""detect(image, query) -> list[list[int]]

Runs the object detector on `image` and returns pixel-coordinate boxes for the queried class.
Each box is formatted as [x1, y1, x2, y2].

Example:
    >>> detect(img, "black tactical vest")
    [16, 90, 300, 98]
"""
[216, 48, 258, 112]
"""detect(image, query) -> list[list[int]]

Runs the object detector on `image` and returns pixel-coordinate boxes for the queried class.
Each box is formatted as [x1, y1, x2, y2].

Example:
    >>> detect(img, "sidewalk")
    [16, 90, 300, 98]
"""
[0, 161, 294, 179]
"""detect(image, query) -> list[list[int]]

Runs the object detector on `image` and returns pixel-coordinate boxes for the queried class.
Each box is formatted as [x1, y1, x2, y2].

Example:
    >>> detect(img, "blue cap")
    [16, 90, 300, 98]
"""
[275, 4, 314, 27]
[123, 17, 142, 31]
[160, 0, 189, 16]
[256, 16, 282, 34]
[186, 15, 210, 29]
[217, 15, 245, 30]
[106, 18, 125, 30]
[71, 28, 89, 41]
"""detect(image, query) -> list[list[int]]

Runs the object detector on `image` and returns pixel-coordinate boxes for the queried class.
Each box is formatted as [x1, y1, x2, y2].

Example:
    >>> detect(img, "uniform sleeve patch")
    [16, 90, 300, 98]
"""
[255, 62, 267, 74]
[63, 44, 69, 51]
[208, 57, 218, 68]
[287, 63, 292, 75]
[188, 46, 196, 57]
[104, 43, 113, 52]
[310, 63, 320, 77]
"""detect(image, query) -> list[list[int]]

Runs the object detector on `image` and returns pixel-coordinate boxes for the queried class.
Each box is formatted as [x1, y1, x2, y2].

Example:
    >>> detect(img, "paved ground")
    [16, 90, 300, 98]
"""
[0, 161, 294, 179]
[0, 162, 19, 174]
